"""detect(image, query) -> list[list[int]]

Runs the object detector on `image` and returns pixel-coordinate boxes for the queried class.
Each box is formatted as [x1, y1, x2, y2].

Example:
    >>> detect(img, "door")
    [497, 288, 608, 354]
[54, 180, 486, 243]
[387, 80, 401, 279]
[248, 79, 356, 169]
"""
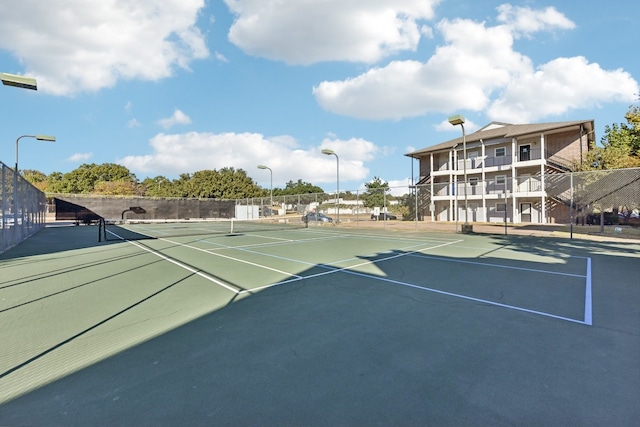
[519, 145, 531, 161]
[521, 203, 532, 222]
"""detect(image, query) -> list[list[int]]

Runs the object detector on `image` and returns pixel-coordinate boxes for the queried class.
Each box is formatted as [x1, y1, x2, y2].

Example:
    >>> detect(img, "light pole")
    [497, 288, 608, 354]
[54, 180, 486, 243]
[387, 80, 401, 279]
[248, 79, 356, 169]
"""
[14, 135, 55, 237]
[1, 73, 37, 91]
[257, 165, 273, 216]
[16, 135, 56, 174]
[1, 73, 37, 250]
[448, 115, 472, 233]
[322, 149, 339, 223]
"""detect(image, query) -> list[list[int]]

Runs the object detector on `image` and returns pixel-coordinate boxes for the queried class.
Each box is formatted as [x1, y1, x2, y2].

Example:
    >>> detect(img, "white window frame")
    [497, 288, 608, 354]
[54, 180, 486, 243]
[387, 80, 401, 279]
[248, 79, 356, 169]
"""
[495, 147, 506, 157]
[496, 203, 506, 212]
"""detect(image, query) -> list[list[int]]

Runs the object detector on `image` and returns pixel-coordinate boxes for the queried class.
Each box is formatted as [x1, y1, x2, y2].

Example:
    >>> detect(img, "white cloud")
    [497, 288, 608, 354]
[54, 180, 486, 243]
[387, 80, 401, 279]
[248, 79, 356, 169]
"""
[435, 118, 479, 133]
[313, 5, 638, 123]
[496, 4, 576, 37]
[214, 51, 229, 62]
[0, 0, 209, 96]
[127, 118, 142, 128]
[225, 0, 441, 64]
[157, 109, 192, 129]
[67, 152, 93, 162]
[387, 178, 413, 196]
[117, 131, 378, 184]
[487, 57, 638, 122]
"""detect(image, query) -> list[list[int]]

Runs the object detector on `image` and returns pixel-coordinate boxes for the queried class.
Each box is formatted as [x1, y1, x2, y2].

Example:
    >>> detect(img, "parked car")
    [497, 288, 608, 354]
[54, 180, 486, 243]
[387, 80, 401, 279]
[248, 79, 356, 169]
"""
[302, 212, 333, 223]
[371, 212, 397, 220]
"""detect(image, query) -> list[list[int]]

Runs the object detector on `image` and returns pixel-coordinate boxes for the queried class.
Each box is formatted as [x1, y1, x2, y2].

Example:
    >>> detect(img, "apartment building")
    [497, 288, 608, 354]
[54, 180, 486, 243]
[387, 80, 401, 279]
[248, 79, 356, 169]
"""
[406, 120, 594, 224]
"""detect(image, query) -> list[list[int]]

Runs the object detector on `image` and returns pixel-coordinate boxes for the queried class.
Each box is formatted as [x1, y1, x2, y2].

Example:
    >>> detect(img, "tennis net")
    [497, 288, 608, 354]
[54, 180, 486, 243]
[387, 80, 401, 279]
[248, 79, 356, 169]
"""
[99, 216, 308, 241]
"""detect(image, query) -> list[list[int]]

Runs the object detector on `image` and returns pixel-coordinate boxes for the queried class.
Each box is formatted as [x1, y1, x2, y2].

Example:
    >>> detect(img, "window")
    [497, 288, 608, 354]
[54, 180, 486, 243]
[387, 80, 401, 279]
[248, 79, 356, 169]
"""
[496, 175, 506, 185]
[495, 147, 506, 157]
[496, 203, 506, 212]
[470, 177, 478, 186]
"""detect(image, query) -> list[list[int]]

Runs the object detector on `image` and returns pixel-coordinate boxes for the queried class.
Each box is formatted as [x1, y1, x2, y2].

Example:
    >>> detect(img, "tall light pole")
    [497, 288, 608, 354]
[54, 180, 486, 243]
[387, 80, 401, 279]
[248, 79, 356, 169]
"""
[448, 115, 472, 233]
[1, 73, 37, 249]
[1, 73, 37, 91]
[257, 165, 273, 216]
[322, 149, 339, 224]
[14, 135, 55, 237]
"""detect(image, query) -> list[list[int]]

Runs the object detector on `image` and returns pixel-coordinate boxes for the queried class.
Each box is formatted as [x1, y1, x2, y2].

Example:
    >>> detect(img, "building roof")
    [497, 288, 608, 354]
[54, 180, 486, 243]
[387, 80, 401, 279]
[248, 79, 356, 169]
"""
[405, 119, 595, 158]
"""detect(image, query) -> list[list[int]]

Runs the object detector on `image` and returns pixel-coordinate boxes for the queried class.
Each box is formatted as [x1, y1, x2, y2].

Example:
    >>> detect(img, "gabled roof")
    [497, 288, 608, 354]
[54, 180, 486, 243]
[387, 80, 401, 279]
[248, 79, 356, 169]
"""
[405, 119, 595, 158]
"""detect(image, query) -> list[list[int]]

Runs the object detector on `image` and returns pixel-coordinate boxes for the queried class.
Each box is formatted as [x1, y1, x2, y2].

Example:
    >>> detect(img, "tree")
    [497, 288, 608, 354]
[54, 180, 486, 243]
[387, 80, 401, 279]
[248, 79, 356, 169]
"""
[274, 179, 324, 196]
[141, 176, 173, 197]
[94, 180, 137, 195]
[580, 103, 640, 170]
[362, 177, 390, 208]
[22, 170, 48, 191]
[215, 167, 264, 199]
[46, 163, 138, 194]
[45, 172, 65, 193]
[164, 168, 264, 199]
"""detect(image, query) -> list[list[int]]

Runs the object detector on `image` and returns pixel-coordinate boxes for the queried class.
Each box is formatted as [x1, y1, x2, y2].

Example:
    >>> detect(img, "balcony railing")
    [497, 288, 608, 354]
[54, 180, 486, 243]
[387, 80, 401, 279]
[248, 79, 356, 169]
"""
[431, 177, 543, 197]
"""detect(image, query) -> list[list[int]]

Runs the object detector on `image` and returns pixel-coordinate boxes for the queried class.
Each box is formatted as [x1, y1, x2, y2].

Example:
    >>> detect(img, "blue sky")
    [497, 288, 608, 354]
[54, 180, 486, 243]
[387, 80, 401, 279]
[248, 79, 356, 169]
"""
[0, 0, 637, 195]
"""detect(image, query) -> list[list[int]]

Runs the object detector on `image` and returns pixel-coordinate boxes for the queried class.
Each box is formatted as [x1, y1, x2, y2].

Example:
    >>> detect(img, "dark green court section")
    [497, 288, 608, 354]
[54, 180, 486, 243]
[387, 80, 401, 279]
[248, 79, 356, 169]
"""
[0, 223, 638, 426]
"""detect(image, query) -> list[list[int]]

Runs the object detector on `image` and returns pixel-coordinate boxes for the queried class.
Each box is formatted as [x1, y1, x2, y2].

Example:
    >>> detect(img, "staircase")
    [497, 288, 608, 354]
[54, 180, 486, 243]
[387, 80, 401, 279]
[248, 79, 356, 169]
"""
[414, 176, 432, 220]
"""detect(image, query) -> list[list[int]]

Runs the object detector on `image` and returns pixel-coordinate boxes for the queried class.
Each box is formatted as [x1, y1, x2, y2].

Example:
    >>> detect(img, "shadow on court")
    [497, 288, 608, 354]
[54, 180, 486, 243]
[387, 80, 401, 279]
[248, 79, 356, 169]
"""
[0, 226, 638, 426]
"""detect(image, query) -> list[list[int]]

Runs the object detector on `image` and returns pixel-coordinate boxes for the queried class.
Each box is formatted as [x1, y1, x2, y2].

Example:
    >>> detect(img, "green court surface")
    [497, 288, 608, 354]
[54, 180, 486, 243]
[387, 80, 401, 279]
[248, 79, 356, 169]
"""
[0, 222, 639, 426]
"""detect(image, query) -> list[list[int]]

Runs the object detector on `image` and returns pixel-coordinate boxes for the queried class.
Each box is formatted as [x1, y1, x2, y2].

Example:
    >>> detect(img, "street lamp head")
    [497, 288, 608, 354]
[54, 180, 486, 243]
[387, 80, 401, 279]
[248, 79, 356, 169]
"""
[36, 135, 56, 142]
[448, 114, 465, 126]
[1, 72, 38, 91]
[321, 149, 335, 155]
[257, 165, 269, 170]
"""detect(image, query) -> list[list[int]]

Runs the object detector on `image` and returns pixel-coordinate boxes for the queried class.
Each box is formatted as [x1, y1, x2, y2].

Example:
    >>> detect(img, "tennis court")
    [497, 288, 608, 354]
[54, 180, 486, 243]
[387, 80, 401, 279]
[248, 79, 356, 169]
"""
[1, 220, 638, 425]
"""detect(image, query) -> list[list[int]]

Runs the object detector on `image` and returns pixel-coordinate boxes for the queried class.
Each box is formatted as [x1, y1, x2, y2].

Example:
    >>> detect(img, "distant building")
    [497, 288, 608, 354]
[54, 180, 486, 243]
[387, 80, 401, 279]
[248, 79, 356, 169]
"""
[406, 120, 594, 224]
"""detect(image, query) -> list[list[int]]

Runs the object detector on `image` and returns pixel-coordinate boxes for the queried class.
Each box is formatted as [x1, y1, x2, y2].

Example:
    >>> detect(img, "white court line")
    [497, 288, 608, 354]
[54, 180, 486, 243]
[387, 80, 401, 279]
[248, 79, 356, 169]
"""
[236, 238, 591, 325]
[335, 267, 589, 325]
[304, 228, 461, 243]
[226, 241, 431, 270]
[110, 227, 592, 325]
[156, 237, 303, 279]
[239, 239, 463, 294]
[407, 253, 587, 278]
[106, 230, 241, 294]
[200, 234, 349, 251]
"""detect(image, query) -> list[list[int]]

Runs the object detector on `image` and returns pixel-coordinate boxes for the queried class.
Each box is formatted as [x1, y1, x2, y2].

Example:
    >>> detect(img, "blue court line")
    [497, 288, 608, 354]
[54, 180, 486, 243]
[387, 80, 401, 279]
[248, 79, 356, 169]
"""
[584, 257, 592, 325]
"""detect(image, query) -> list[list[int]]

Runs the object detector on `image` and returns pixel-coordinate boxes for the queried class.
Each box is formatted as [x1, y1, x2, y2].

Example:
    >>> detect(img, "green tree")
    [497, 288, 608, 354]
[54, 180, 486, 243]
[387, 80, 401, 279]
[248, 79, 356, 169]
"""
[48, 163, 138, 194]
[46, 171, 65, 193]
[22, 170, 48, 191]
[274, 179, 324, 196]
[141, 176, 173, 197]
[362, 177, 390, 208]
[215, 167, 264, 199]
[165, 168, 263, 199]
[580, 103, 640, 170]
[94, 180, 137, 195]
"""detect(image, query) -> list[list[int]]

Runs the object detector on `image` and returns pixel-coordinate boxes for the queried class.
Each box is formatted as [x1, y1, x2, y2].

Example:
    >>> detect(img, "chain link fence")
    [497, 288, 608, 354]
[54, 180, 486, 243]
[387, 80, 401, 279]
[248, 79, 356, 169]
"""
[1, 161, 47, 253]
[4, 167, 637, 253]
[48, 168, 639, 227]
[545, 168, 640, 225]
